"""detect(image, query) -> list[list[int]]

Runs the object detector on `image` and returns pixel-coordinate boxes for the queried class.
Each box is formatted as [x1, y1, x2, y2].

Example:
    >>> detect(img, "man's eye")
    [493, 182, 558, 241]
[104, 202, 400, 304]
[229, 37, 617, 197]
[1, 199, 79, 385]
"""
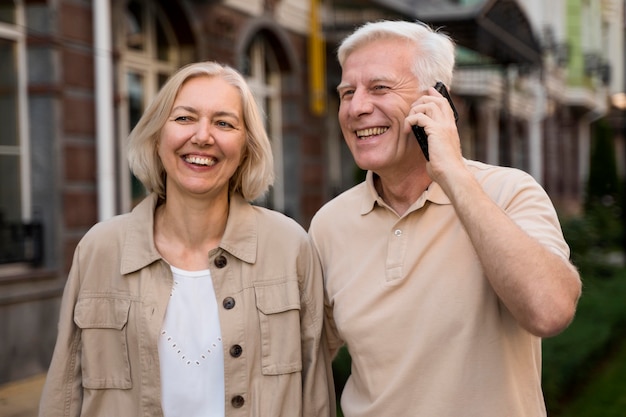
[339, 90, 354, 99]
[373, 85, 389, 92]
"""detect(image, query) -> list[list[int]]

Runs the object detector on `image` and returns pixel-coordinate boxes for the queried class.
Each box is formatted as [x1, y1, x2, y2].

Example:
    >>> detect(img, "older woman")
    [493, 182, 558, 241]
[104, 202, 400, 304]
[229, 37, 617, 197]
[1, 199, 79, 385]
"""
[40, 61, 334, 417]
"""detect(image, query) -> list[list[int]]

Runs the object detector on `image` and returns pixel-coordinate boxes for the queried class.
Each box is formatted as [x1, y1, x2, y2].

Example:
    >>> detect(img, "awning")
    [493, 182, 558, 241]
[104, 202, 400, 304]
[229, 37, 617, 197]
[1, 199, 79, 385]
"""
[326, 0, 542, 66]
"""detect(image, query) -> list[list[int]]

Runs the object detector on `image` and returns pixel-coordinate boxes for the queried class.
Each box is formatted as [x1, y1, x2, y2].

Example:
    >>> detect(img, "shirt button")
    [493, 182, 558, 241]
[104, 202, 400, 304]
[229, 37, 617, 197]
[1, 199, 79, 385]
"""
[394, 229, 402, 237]
[230, 344, 243, 358]
[223, 297, 235, 309]
[214, 255, 227, 268]
[231, 395, 245, 408]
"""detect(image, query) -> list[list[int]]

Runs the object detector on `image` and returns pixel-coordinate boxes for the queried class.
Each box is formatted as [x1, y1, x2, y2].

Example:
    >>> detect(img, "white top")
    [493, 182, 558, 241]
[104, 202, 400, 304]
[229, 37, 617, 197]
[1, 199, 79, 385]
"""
[159, 265, 225, 417]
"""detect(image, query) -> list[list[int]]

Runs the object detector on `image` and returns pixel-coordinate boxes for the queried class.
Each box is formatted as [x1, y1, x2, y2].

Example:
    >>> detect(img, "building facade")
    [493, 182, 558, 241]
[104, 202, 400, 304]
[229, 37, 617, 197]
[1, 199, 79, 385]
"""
[0, 0, 624, 385]
[0, 0, 330, 384]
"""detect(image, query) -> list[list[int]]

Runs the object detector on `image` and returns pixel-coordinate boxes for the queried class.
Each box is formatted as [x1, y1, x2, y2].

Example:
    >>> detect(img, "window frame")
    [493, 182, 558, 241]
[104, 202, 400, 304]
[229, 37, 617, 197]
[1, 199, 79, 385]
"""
[245, 36, 284, 212]
[114, 0, 180, 212]
[0, 1, 31, 222]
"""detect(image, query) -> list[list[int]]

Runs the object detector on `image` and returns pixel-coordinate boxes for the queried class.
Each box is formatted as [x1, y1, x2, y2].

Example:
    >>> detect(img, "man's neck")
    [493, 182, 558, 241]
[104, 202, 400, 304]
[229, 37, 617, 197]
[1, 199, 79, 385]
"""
[373, 171, 432, 216]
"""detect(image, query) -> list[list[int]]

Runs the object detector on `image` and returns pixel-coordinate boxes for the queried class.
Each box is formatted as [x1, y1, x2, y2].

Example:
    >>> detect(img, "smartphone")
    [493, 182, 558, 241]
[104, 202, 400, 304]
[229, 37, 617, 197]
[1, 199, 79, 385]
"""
[411, 81, 458, 161]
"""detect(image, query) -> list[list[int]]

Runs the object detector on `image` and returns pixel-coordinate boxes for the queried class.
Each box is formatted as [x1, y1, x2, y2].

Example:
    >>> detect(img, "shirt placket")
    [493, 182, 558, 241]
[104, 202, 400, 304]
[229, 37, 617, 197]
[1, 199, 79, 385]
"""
[386, 217, 409, 282]
[210, 250, 249, 416]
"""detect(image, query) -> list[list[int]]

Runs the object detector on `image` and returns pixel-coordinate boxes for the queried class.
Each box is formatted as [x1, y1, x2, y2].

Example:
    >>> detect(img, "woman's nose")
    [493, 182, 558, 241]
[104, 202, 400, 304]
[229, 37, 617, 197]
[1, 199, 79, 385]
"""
[191, 119, 214, 146]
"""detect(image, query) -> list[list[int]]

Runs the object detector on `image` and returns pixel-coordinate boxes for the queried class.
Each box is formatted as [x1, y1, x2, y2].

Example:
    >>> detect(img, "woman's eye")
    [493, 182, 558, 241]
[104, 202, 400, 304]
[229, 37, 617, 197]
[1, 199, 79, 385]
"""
[217, 120, 234, 129]
[174, 116, 191, 122]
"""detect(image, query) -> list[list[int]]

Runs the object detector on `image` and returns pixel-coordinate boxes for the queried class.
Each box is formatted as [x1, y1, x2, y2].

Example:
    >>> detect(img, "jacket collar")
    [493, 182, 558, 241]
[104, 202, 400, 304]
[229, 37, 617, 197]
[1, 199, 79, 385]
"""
[120, 192, 257, 275]
[120, 194, 162, 275]
[219, 193, 257, 264]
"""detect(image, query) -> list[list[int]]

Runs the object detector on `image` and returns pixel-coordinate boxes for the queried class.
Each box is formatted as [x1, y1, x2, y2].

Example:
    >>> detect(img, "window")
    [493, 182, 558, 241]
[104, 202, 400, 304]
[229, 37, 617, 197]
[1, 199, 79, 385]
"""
[115, 0, 180, 210]
[0, 38, 21, 221]
[0, 1, 37, 265]
[243, 34, 284, 212]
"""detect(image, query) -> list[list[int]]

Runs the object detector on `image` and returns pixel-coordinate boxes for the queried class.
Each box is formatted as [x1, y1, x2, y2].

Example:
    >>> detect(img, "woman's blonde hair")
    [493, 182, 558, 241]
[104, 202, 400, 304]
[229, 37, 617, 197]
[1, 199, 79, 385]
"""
[127, 61, 274, 201]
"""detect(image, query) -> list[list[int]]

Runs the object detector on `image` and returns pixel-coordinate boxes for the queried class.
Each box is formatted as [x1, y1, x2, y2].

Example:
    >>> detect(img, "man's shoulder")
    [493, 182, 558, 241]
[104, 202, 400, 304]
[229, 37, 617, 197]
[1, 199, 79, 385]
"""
[465, 160, 552, 211]
[466, 159, 537, 187]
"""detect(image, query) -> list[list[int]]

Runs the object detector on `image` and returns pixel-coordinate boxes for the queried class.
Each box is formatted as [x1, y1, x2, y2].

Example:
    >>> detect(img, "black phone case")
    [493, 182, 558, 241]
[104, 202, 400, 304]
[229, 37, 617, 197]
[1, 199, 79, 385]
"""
[412, 82, 458, 161]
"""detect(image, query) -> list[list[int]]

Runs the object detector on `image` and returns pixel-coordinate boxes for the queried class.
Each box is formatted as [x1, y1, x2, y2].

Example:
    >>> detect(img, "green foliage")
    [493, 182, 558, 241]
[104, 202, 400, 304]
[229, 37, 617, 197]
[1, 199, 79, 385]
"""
[542, 266, 626, 414]
[555, 339, 626, 416]
[332, 346, 351, 417]
[576, 117, 625, 260]
[542, 115, 626, 414]
[561, 204, 623, 277]
[562, 117, 624, 273]
[585, 119, 620, 209]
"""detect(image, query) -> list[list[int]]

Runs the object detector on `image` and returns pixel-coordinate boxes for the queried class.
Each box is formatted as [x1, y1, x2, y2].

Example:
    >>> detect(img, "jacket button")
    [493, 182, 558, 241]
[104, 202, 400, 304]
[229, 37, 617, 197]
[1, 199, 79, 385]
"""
[223, 297, 235, 309]
[214, 255, 227, 268]
[230, 344, 243, 357]
[231, 395, 245, 408]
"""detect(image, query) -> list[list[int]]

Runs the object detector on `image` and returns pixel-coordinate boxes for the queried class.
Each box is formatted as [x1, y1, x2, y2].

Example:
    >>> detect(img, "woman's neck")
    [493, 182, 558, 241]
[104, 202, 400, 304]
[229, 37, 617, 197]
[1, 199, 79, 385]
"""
[154, 193, 230, 270]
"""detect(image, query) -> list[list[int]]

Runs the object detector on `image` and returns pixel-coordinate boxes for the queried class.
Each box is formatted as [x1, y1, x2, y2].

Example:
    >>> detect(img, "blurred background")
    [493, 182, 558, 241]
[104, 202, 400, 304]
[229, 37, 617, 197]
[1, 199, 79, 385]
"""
[0, 0, 624, 415]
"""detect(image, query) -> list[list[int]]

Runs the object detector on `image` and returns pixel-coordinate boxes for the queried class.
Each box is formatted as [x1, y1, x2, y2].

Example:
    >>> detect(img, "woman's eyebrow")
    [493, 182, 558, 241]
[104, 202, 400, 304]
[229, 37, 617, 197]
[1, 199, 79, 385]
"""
[171, 105, 197, 113]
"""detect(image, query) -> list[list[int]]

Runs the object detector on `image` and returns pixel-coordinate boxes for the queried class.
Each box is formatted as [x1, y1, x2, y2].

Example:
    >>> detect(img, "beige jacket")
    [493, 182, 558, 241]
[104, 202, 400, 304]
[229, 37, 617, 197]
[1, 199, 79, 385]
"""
[40, 193, 334, 417]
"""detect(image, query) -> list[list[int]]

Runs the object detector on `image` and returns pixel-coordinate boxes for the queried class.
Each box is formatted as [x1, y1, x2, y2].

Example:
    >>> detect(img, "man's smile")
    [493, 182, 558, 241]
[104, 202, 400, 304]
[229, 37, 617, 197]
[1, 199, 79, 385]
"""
[355, 126, 389, 139]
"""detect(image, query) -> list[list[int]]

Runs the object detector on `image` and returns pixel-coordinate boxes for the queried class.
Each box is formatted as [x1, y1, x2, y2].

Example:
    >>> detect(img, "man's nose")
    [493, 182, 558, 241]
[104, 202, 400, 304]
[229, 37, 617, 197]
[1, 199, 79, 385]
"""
[348, 89, 374, 117]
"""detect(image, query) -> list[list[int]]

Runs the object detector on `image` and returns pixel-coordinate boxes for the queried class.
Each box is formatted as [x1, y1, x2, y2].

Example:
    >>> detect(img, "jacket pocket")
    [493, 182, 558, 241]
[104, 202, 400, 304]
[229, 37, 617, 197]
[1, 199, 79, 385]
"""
[74, 296, 132, 389]
[254, 279, 302, 375]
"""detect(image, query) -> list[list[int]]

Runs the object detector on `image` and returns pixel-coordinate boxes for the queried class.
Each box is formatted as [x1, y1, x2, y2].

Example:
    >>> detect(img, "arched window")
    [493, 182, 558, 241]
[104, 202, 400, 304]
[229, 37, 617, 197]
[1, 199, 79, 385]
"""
[243, 33, 285, 212]
[115, 0, 181, 210]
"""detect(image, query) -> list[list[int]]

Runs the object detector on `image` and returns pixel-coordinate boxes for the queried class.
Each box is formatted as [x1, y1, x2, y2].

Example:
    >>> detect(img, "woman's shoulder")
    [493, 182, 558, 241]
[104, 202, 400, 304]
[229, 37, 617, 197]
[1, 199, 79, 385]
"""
[78, 212, 134, 248]
[79, 194, 156, 247]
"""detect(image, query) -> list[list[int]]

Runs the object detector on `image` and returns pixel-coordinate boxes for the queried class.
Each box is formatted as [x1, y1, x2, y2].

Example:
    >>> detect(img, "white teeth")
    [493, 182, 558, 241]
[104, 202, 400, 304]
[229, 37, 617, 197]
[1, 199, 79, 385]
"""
[356, 127, 388, 138]
[184, 155, 216, 166]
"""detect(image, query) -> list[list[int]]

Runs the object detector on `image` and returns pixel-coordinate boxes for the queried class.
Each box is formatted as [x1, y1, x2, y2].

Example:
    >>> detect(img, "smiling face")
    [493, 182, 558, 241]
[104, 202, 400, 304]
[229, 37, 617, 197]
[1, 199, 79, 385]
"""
[337, 38, 423, 176]
[158, 75, 246, 201]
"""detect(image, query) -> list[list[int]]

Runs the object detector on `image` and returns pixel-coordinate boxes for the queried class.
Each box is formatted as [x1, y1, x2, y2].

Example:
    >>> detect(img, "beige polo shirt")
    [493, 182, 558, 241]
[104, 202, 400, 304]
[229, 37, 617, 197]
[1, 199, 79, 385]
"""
[310, 159, 570, 417]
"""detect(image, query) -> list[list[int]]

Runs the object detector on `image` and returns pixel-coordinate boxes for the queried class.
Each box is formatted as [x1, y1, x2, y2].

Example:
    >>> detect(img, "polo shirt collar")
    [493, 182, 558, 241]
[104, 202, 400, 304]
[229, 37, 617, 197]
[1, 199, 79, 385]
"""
[120, 192, 257, 275]
[360, 170, 452, 216]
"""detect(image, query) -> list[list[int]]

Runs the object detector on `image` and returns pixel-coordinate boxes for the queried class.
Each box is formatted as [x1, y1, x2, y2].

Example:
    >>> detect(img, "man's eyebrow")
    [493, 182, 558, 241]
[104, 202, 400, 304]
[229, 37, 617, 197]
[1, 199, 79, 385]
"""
[337, 82, 351, 92]
[337, 77, 394, 92]
[370, 76, 393, 84]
